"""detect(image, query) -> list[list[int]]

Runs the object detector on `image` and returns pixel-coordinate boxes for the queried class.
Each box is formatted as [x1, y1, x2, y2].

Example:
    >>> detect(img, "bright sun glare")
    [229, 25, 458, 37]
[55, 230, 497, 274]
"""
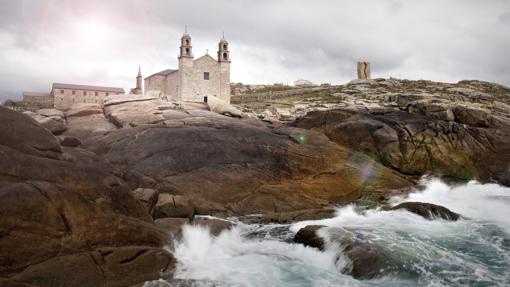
[75, 19, 110, 43]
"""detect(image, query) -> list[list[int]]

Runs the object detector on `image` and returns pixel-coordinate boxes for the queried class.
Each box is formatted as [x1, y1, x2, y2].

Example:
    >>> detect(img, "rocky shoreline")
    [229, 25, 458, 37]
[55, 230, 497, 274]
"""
[1, 78, 510, 286]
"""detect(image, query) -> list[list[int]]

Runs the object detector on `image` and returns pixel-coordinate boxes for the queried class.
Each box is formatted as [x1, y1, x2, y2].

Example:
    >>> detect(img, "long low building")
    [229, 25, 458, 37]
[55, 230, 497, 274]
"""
[51, 83, 124, 110]
[13, 83, 125, 111]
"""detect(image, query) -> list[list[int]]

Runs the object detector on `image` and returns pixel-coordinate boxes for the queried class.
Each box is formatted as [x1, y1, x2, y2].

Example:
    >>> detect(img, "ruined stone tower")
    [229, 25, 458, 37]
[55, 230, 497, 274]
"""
[357, 62, 371, 80]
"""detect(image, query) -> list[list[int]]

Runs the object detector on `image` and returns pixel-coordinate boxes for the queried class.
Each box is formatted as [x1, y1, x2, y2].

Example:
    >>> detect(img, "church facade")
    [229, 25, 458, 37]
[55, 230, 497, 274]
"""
[145, 32, 231, 103]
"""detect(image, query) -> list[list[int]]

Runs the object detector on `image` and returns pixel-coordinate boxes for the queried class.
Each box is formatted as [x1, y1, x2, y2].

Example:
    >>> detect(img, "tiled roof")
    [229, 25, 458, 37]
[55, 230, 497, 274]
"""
[146, 69, 178, 79]
[52, 83, 124, 93]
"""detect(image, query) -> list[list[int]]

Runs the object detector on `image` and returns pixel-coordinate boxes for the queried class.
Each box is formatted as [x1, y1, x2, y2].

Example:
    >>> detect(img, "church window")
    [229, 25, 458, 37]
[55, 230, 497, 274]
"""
[60, 90, 64, 94]
[223, 53, 228, 60]
[72, 90, 75, 95]
[83, 91, 87, 96]
[185, 48, 190, 55]
[223, 44, 227, 50]
[204, 72, 210, 80]
[185, 39, 190, 45]
[95, 91, 98, 96]
[106, 92, 109, 96]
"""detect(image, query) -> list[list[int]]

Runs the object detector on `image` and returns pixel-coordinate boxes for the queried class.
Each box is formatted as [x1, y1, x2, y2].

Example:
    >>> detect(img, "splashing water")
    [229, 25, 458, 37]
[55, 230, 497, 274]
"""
[166, 179, 510, 287]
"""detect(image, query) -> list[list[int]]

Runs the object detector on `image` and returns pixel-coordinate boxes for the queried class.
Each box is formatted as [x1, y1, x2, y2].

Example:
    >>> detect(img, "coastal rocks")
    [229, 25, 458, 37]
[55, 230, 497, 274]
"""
[57, 135, 81, 147]
[390, 202, 460, 221]
[65, 103, 103, 117]
[131, 188, 159, 212]
[0, 109, 176, 286]
[207, 95, 244, 118]
[24, 109, 67, 134]
[103, 98, 167, 128]
[0, 106, 62, 159]
[329, 228, 399, 279]
[293, 225, 399, 279]
[293, 225, 326, 250]
[294, 106, 510, 185]
[82, 114, 412, 217]
[63, 103, 116, 140]
[153, 194, 195, 219]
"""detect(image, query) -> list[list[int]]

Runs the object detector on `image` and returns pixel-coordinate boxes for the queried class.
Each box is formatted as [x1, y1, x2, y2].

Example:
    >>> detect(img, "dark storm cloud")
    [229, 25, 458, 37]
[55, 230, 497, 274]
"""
[0, 0, 509, 102]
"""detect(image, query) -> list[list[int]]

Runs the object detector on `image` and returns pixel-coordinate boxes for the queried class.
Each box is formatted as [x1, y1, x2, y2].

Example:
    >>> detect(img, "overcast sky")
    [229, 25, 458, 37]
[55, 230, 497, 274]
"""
[0, 0, 509, 101]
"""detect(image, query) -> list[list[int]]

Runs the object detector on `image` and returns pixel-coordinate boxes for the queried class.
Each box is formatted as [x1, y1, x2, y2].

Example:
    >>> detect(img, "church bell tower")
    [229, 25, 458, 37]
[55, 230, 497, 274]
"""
[218, 33, 231, 103]
[178, 28, 194, 101]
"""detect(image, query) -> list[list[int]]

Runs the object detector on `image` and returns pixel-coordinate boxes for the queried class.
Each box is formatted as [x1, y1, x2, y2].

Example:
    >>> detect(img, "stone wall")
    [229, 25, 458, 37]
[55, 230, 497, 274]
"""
[22, 95, 54, 110]
[231, 87, 328, 104]
[145, 75, 167, 96]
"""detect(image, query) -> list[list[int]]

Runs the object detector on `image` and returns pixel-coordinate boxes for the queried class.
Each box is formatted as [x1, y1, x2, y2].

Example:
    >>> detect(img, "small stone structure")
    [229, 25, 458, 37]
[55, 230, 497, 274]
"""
[357, 62, 371, 80]
[145, 30, 231, 104]
[130, 66, 143, 95]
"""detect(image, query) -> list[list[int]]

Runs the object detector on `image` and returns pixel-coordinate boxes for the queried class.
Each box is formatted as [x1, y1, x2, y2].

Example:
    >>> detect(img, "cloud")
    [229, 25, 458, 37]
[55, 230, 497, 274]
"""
[1, 0, 509, 102]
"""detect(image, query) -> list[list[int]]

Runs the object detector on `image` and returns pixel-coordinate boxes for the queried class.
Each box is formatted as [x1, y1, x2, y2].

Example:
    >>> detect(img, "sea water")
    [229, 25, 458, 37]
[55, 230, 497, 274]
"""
[150, 178, 510, 286]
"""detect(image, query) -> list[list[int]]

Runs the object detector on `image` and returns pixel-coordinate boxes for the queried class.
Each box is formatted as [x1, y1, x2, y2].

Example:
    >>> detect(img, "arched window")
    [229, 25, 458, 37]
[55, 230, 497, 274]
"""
[223, 44, 227, 50]
[185, 48, 190, 55]
[185, 39, 190, 45]
[223, 52, 228, 60]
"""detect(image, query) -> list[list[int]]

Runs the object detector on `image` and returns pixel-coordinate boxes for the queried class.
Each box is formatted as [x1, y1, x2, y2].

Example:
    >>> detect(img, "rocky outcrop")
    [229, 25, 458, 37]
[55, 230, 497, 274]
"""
[207, 96, 244, 118]
[82, 112, 412, 217]
[389, 202, 460, 220]
[0, 107, 62, 159]
[24, 109, 67, 134]
[0, 107, 175, 286]
[294, 102, 510, 185]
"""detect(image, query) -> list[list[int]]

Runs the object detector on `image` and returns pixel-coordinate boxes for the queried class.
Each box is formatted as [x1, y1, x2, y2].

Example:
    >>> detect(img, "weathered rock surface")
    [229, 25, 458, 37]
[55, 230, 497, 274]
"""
[0, 108, 175, 286]
[83, 113, 412, 217]
[131, 188, 159, 212]
[0, 107, 62, 159]
[390, 202, 460, 220]
[65, 103, 103, 117]
[24, 109, 67, 134]
[58, 135, 82, 147]
[294, 99, 510, 185]
[153, 194, 195, 219]
[207, 95, 244, 118]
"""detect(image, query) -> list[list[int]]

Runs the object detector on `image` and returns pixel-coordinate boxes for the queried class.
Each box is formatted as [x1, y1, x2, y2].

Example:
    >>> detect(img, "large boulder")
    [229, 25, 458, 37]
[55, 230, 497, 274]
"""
[389, 202, 460, 221]
[24, 109, 67, 134]
[0, 107, 62, 159]
[153, 194, 195, 219]
[293, 225, 326, 250]
[207, 96, 244, 118]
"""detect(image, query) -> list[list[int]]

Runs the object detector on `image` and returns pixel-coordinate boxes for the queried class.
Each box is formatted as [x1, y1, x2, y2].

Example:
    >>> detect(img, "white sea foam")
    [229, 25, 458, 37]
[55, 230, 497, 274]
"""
[171, 179, 510, 287]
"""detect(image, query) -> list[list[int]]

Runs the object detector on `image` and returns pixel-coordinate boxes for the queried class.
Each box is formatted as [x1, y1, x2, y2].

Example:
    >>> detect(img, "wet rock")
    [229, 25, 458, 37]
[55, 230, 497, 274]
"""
[329, 228, 399, 280]
[153, 194, 195, 219]
[293, 225, 326, 250]
[390, 202, 460, 220]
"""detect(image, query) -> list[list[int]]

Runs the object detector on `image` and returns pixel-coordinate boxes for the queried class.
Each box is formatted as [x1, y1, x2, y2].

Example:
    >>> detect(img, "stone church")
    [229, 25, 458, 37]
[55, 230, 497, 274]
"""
[145, 32, 231, 104]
